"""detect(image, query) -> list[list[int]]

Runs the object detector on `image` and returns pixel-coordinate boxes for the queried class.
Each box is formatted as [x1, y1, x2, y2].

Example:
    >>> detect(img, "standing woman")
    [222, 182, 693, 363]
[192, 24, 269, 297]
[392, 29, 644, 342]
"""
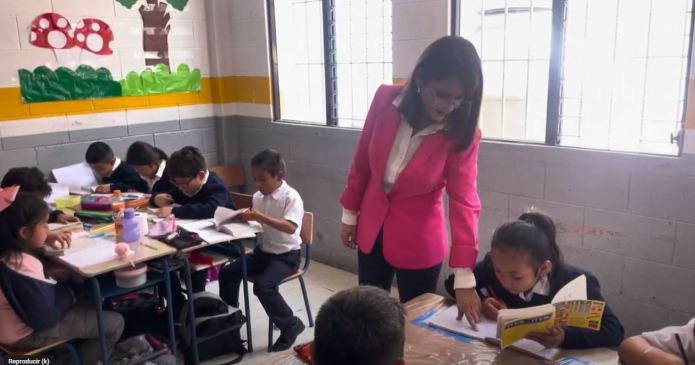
[340, 36, 484, 327]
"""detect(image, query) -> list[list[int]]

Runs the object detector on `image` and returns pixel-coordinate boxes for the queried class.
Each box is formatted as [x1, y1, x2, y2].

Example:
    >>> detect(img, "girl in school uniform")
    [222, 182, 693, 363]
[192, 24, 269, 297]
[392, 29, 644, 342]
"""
[0, 187, 124, 364]
[126, 141, 173, 195]
[449, 211, 624, 349]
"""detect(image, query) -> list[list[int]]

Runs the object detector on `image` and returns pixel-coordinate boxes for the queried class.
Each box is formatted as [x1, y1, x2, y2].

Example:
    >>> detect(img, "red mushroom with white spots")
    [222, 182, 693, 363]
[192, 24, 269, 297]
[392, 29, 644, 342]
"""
[30, 13, 74, 50]
[73, 18, 114, 55]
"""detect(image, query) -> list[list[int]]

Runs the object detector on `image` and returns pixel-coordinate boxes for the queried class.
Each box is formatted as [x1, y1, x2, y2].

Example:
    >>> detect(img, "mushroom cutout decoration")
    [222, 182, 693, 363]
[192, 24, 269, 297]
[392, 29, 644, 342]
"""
[30, 13, 74, 50]
[73, 18, 114, 55]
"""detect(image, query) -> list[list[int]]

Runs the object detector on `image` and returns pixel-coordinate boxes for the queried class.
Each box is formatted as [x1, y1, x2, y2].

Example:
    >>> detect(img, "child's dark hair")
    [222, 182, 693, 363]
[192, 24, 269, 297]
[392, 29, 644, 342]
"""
[399, 36, 482, 152]
[1, 167, 52, 198]
[491, 211, 565, 280]
[126, 141, 168, 167]
[251, 149, 286, 177]
[85, 142, 115, 164]
[168, 146, 206, 179]
[0, 193, 49, 261]
[313, 286, 405, 365]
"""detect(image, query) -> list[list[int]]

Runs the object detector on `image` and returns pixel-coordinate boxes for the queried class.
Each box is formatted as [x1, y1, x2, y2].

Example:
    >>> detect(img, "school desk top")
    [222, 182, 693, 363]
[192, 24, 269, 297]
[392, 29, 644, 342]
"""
[54, 233, 176, 277]
[263, 293, 619, 365]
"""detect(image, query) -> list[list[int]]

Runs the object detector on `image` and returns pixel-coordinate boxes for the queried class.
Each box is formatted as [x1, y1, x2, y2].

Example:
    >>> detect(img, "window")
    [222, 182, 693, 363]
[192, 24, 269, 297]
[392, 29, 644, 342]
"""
[456, 0, 694, 155]
[268, 0, 393, 128]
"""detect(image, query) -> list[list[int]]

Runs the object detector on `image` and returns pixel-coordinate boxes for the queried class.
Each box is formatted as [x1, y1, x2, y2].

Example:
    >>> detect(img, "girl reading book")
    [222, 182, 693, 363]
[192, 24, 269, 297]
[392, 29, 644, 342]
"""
[447, 211, 624, 349]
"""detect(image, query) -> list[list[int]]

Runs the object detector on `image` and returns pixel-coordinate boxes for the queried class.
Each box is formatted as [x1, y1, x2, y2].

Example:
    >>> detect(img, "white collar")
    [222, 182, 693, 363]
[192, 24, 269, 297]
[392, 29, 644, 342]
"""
[393, 89, 446, 136]
[112, 158, 122, 173]
[264, 180, 288, 200]
[519, 275, 550, 302]
[155, 160, 166, 179]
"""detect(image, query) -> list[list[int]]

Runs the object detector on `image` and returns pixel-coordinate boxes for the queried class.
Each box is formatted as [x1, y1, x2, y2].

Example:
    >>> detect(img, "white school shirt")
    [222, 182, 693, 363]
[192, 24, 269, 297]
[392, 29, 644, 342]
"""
[142, 160, 167, 192]
[642, 318, 695, 361]
[254, 181, 304, 255]
[518, 275, 550, 302]
[340, 91, 476, 289]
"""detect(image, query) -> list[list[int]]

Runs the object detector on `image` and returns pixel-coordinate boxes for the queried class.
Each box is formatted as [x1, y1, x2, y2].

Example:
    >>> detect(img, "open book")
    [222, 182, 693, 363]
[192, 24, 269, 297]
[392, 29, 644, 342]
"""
[428, 275, 605, 359]
[178, 207, 263, 244]
[52, 162, 98, 195]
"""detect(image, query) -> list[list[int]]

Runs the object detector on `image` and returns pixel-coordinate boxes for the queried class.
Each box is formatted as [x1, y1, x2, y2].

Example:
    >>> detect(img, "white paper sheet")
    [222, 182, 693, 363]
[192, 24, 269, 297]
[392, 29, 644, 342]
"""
[46, 183, 70, 204]
[60, 235, 119, 268]
[52, 162, 98, 193]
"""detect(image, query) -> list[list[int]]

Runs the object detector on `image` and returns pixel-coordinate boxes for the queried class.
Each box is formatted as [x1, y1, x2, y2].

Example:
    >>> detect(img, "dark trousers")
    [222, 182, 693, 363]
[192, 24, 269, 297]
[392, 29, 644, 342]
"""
[219, 247, 301, 331]
[358, 230, 442, 303]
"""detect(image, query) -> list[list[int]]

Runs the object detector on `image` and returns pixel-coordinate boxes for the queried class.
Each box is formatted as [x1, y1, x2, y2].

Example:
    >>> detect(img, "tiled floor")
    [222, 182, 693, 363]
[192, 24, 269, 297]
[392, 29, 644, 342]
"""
[201, 261, 358, 365]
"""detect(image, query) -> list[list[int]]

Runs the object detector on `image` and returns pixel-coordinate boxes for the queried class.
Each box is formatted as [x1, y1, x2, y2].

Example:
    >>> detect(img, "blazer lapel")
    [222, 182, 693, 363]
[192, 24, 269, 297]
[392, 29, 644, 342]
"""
[372, 107, 403, 182]
[390, 131, 448, 193]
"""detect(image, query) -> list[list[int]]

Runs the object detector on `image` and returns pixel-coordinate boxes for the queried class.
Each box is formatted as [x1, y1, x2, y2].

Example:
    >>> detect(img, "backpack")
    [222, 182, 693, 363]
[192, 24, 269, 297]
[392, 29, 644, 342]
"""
[179, 292, 247, 363]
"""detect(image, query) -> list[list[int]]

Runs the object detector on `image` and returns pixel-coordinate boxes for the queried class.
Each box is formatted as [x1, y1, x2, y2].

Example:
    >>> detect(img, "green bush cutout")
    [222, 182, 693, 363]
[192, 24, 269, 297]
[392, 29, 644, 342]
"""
[120, 63, 201, 96]
[19, 65, 122, 103]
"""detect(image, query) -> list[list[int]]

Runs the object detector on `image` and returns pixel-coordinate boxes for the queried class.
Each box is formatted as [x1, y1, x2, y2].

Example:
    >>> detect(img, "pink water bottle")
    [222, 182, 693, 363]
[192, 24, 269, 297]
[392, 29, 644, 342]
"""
[122, 208, 140, 244]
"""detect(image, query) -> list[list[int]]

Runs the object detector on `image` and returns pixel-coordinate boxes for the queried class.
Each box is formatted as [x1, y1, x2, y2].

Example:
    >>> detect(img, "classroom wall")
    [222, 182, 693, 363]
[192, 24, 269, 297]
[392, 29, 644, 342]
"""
[224, 0, 695, 337]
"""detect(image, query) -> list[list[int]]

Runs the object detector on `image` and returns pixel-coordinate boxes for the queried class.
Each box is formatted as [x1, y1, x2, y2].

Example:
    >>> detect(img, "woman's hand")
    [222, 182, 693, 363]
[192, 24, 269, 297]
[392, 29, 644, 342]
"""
[340, 223, 357, 249]
[526, 327, 565, 348]
[481, 297, 507, 320]
[455, 287, 481, 330]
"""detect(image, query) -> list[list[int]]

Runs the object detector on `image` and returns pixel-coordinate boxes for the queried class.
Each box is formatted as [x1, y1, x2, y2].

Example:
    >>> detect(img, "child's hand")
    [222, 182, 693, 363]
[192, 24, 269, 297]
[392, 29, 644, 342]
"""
[481, 297, 506, 320]
[45, 231, 72, 249]
[56, 214, 80, 224]
[240, 209, 265, 223]
[154, 194, 174, 207]
[157, 206, 174, 218]
[526, 327, 565, 348]
[95, 184, 111, 193]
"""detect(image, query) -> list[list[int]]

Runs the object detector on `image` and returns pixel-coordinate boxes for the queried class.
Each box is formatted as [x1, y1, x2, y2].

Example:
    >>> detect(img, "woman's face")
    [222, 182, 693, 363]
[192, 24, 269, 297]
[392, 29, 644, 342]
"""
[419, 78, 466, 124]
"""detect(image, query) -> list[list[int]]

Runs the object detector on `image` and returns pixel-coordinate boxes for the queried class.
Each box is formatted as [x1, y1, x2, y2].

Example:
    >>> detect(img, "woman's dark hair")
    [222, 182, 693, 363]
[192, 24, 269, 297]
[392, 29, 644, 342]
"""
[0, 193, 49, 262]
[168, 146, 206, 179]
[398, 36, 483, 152]
[491, 211, 564, 280]
[1, 167, 52, 198]
[85, 141, 115, 164]
[126, 141, 168, 167]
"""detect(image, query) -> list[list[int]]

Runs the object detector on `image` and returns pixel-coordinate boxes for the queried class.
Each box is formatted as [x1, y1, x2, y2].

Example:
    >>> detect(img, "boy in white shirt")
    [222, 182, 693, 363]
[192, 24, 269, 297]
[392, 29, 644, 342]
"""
[619, 318, 694, 365]
[219, 149, 305, 352]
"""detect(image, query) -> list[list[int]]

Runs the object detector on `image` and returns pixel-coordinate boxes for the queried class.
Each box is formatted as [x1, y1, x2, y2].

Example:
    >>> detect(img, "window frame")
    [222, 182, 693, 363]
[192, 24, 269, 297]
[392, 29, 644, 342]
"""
[452, 0, 695, 155]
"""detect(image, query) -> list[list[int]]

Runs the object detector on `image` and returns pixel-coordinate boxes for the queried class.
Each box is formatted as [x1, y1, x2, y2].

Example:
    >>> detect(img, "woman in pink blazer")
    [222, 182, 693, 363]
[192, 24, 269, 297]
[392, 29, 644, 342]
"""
[340, 36, 484, 327]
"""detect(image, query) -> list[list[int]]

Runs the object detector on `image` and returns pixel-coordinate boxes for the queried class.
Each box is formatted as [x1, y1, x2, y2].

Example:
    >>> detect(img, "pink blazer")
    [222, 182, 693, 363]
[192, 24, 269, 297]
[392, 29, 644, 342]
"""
[340, 84, 481, 270]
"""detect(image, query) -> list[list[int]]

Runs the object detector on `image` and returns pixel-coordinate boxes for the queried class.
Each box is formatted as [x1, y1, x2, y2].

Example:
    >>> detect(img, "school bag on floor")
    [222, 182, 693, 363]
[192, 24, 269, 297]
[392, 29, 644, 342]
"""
[178, 292, 247, 364]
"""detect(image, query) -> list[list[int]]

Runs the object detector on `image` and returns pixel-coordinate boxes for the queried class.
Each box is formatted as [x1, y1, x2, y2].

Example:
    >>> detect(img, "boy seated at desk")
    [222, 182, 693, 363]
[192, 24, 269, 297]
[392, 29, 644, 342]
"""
[85, 141, 148, 193]
[151, 146, 235, 310]
[219, 148, 306, 351]
[619, 318, 694, 365]
[1, 167, 78, 250]
[312, 286, 406, 365]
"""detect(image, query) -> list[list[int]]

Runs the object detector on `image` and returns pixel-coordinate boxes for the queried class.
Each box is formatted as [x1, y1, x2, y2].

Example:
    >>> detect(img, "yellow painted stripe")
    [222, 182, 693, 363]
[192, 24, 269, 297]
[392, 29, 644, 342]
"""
[0, 76, 272, 122]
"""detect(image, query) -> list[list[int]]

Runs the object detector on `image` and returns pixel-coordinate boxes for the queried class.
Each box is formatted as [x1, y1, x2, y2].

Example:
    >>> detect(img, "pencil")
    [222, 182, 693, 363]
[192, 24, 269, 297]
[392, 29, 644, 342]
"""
[676, 334, 689, 365]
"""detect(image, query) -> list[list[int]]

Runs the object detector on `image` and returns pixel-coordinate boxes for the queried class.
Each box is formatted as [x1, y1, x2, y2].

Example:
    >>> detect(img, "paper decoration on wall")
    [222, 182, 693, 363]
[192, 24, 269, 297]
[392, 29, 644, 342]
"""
[120, 63, 201, 96]
[116, 0, 190, 69]
[30, 13, 75, 50]
[19, 65, 122, 103]
[73, 19, 114, 55]
[29, 13, 114, 55]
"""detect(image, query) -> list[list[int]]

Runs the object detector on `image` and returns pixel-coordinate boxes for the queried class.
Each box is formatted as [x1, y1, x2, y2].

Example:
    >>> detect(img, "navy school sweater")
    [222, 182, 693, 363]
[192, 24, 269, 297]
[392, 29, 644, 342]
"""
[158, 172, 235, 219]
[446, 253, 624, 349]
[103, 162, 148, 193]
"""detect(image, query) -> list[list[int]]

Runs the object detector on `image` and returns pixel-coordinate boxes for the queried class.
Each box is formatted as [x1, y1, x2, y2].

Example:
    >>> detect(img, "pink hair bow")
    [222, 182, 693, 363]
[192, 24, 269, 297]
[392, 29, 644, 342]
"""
[0, 185, 20, 213]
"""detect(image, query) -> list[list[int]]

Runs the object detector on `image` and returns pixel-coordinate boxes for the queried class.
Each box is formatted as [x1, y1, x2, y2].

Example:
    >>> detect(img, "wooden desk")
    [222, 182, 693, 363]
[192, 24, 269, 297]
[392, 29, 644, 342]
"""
[264, 293, 619, 365]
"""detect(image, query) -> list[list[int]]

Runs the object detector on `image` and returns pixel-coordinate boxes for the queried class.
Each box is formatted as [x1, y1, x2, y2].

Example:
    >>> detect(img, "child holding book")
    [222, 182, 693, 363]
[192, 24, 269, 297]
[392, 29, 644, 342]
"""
[448, 211, 624, 349]
[85, 142, 148, 193]
[219, 149, 306, 351]
[1, 167, 78, 250]
[0, 188, 124, 364]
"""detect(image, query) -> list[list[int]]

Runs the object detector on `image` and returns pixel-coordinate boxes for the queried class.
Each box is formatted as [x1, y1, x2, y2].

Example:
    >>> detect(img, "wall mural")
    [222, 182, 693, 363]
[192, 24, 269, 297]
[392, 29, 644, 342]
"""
[18, 0, 200, 104]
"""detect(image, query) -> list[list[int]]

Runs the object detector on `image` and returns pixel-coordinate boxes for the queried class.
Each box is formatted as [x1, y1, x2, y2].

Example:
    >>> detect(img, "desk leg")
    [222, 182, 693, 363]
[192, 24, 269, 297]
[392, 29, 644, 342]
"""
[90, 277, 109, 365]
[182, 259, 199, 365]
[240, 240, 253, 352]
[162, 259, 176, 354]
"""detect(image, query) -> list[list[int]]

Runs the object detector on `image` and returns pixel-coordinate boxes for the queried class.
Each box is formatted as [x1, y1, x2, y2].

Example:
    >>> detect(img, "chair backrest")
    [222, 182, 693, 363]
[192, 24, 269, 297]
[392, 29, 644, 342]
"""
[300, 212, 314, 245]
[210, 163, 246, 191]
[231, 192, 253, 209]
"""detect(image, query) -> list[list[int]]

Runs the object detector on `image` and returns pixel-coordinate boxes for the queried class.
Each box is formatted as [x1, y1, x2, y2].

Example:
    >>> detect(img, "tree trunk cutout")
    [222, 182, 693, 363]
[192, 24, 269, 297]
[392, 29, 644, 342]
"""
[140, 0, 171, 69]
